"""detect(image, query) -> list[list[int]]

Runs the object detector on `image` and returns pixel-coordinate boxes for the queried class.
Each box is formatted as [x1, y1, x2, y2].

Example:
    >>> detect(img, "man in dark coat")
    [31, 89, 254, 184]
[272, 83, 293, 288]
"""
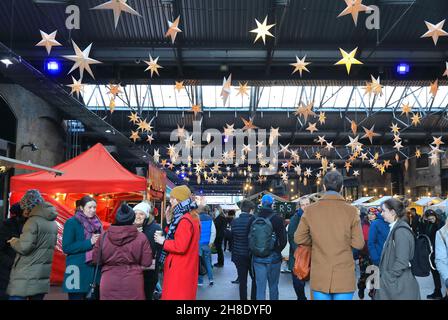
[230, 200, 257, 300]
[213, 207, 227, 267]
[0, 204, 26, 300]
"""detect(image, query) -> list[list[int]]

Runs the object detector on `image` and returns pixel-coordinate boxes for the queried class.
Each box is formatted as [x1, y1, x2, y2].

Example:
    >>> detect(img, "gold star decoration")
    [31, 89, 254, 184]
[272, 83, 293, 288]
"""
[443, 62, 448, 78]
[174, 81, 185, 92]
[368, 75, 383, 96]
[421, 19, 448, 46]
[295, 101, 317, 123]
[224, 123, 235, 137]
[290, 55, 311, 77]
[344, 161, 352, 173]
[432, 136, 444, 148]
[306, 122, 318, 134]
[67, 77, 84, 99]
[318, 112, 326, 125]
[63, 41, 102, 80]
[128, 112, 140, 124]
[351, 120, 358, 135]
[137, 119, 153, 133]
[335, 47, 363, 75]
[91, 0, 141, 29]
[337, 0, 371, 26]
[361, 125, 380, 144]
[190, 104, 202, 116]
[109, 98, 115, 113]
[236, 82, 250, 97]
[144, 55, 163, 77]
[241, 117, 258, 131]
[411, 113, 422, 126]
[415, 149, 422, 158]
[108, 83, 122, 97]
[130, 130, 140, 142]
[250, 16, 275, 44]
[430, 79, 439, 97]
[390, 123, 400, 134]
[165, 15, 182, 44]
[401, 102, 412, 116]
[35, 30, 61, 55]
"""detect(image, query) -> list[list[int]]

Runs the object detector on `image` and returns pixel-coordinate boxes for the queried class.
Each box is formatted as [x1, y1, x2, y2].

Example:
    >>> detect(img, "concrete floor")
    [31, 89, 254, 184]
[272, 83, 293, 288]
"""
[46, 251, 445, 300]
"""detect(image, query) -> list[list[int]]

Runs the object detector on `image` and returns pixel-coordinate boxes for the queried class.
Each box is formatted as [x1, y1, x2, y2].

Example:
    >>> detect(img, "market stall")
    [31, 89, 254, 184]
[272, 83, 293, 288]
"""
[9, 143, 147, 284]
[409, 197, 442, 216]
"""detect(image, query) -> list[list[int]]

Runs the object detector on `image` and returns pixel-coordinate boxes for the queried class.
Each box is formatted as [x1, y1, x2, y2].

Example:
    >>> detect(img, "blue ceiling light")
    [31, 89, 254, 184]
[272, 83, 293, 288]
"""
[45, 59, 61, 75]
[396, 63, 410, 75]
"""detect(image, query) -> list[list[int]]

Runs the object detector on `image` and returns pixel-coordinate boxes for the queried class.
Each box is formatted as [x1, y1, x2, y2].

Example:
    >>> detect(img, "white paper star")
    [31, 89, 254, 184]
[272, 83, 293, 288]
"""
[63, 41, 102, 80]
[35, 30, 61, 55]
[250, 16, 275, 44]
[91, 0, 141, 29]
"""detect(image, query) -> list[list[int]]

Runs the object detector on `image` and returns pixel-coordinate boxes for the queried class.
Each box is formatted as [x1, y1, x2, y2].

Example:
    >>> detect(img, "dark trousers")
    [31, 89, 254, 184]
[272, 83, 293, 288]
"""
[430, 256, 442, 292]
[215, 237, 224, 265]
[292, 273, 307, 300]
[144, 269, 159, 300]
[233, 255, 256, 300]
[68, 293, 87, 300]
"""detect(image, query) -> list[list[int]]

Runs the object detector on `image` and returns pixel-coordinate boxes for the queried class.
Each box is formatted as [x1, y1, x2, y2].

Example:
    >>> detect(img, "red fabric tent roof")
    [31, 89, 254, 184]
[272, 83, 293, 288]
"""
[11, 143, 147, 194]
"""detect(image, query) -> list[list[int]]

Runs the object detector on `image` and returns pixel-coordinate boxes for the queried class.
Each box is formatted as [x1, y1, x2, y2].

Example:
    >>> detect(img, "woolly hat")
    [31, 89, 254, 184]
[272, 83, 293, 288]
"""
[133, 201, 152, 219]
[115, 203, 136, 226]
[261, 194, 274, 207]
[20, 189, 44, 212]
[170, 185, 192, 202]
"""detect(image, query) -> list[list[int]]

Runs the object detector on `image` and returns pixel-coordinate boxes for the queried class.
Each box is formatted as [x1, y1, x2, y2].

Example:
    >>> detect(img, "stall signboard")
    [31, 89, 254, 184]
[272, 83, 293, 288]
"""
[274, 201, 297, 219]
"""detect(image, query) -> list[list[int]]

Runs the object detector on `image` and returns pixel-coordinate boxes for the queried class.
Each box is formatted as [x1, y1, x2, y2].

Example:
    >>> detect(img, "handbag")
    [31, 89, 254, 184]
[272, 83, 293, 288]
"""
[293, 245, 311, 281]
[86, 233, 106, 300]
[199, 255, 207, 276]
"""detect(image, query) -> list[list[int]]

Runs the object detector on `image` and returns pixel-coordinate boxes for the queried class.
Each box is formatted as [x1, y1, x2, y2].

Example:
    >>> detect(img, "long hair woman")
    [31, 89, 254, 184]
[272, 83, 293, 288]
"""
[154, 185, 200, 300]
[374, 198, 420, 300]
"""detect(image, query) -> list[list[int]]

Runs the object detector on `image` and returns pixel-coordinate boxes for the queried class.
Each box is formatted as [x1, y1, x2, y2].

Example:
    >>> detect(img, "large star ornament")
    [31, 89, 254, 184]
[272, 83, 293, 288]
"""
[35, 30, 61, 55]
[421, 20, 448, 46]
[165, 15, 182, 44]
[63, 41, 102, 80]
[290, 55, 311, 77]
[335, 48, 363, 74]
[67, 77, 84, 99]
[250, 16, 275, 44]
[91, 0, 141, 29]
[144, 55, 163, 77]
[337, 0, 371, 26]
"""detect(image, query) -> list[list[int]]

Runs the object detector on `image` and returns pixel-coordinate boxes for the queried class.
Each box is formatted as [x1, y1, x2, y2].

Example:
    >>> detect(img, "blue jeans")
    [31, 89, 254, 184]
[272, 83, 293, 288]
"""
[9, 294, 45, 300]
[253, 252, 282, 300]
[199, 244, 214, 283]
[313, 291, 354, 300]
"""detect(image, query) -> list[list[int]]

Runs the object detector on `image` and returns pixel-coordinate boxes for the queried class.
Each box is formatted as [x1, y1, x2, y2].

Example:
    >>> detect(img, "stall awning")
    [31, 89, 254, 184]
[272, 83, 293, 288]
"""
[352, 197, 374, 206]
[414, 197, 442, 207]
[11, 143, 146, 194]
[362, 196, 392, 207]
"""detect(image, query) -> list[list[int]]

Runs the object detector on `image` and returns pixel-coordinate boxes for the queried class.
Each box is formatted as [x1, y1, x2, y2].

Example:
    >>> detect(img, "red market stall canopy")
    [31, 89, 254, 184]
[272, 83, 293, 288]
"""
[10, 143, 147, 194]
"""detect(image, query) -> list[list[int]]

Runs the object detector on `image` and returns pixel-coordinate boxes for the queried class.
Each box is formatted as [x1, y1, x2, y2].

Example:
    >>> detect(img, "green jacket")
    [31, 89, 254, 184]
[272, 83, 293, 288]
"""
[7, 202, 58, 297]
[287, 212, 301, 271]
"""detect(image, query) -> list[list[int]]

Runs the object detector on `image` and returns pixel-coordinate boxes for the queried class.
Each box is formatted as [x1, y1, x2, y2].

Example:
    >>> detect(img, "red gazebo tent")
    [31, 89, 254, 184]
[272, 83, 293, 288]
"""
[9, 143, 147, 284]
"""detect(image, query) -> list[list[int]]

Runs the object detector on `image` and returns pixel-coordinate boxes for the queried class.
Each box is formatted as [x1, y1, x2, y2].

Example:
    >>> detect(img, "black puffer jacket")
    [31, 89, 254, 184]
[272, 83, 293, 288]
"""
[0, 215, 26, 300]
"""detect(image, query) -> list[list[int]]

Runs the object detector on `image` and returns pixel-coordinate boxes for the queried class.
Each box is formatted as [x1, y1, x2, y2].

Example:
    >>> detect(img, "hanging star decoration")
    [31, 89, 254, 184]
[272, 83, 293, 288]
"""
[147, 135, 154, 145]
[335, 48, 363, 74]
[415, 149, 422, 158]
[144, 55, 163, 77]
[390, 123, 400, 135]
[237, 82, 249, 97]
[241, 117, 258, 131]
[108, 83, 122, 97]
[325, 141, 334, 151]
[306, 122, 318, 134]
[290, 55, 311, 77]
[165, 15, 182, 44]
[35, 30, 61, 55]
[137, 118, 152, 133]
[224, 123, 235, 137]
[174, 81, 185, 92]
[190, 104, 202, 117]
[411, 113, 422, 126]
[295, 101, 317, 123]
[63, 41, 102, 80]
[250, 16, 275, 44]
[361, 125, 380, 144]
[401, 102, 412, 116]
[444, 62, 448, 78]
[351, 120, 358, 135]
[128, 112, 140, 124]
[91, 0, 141, 29]
[421, 19, 448, 46]
[317, 135, 327, 146]
[130, 130, 140, 142]
[337, 0, 371, 26]
[353, 170, 360, 177]
[430, 79, 439, 98]
[346, 136, 362, 152]
[364, 75, 383, 97]
[221, 74, 232, 106]
[432, 136, 444, 148]
[67, 77, 84, 99]
[109, 98, 115, 113]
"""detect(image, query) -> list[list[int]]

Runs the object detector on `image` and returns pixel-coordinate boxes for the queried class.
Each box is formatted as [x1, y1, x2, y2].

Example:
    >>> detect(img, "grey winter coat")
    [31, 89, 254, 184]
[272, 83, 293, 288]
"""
[7, 202, 58, 297]
[375, 219, 421, 300]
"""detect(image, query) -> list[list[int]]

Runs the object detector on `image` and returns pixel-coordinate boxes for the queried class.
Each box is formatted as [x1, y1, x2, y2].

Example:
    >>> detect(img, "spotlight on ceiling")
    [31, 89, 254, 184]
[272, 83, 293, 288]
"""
[396, 63, 410, 75]
[1, 58, 13, 67]
[45, 59, 61, 75]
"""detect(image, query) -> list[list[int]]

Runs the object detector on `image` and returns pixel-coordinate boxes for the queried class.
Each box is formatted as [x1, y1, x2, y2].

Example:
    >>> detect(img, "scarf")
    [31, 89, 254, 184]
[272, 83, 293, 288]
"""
[159, 198, 193, 265]
[74, 210, 103, 263]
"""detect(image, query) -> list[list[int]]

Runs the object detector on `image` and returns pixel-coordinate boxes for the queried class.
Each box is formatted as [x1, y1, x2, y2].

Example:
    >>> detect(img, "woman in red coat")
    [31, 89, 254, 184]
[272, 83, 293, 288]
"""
[155, 186, 200, 300]
[93, 204, 153, 300]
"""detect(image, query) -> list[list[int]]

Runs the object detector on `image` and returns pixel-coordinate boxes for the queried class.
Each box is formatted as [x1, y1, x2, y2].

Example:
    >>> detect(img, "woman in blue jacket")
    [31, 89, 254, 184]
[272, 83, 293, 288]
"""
[368, 208, 390, 266]
[62, 196, 103, 300]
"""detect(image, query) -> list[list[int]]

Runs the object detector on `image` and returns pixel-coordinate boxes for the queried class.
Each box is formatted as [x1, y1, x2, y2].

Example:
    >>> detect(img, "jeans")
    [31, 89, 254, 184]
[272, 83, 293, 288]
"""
[9, 294, 45, 300]
[233, 254, 257, 300]
[253, 252, 282, 300]
[292, 273, 307, 300]
[199, 244, 214, 283]
[214, 237, 224, 266]
[313, 291, 354, 300]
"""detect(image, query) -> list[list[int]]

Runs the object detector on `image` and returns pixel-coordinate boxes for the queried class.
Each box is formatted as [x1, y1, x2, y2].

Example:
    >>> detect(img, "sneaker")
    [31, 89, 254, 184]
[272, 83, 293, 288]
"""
[358, 289, 365, 300]
[209, 281, 214, 286]
[214, 263, 224, 268]
[231, 279, 240, 284]
[427, 292, 443, 300]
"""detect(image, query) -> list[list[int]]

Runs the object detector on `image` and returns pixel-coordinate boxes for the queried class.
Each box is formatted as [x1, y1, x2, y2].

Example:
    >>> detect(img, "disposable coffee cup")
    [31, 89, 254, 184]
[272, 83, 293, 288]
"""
[155, 231, 163, 237]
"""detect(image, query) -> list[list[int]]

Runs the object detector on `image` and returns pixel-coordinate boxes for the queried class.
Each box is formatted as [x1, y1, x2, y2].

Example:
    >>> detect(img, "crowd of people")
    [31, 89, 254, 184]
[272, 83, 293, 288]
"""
[0, 170, 448, 300]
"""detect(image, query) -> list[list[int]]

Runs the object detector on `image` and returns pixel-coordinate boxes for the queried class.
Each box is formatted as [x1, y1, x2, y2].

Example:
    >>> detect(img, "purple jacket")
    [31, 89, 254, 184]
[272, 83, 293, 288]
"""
[93, 225, 152, 300]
